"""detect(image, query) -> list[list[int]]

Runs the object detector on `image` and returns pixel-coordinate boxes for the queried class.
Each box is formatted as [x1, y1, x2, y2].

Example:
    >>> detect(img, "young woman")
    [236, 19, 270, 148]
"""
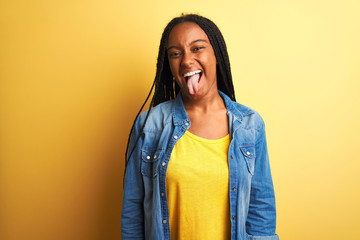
[121, 14, 279, 240]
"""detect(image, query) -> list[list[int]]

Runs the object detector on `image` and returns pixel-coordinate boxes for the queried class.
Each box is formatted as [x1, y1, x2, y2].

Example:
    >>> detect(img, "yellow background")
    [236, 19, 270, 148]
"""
[1, 0, 359, 239]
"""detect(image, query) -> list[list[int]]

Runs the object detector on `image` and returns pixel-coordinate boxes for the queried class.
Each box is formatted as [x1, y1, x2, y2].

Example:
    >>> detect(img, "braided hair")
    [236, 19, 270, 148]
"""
[125, 14, 236, 167]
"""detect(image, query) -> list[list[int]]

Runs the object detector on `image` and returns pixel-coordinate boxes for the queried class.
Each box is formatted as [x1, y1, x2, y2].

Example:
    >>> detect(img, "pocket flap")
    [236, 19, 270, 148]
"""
[240, 146, 256, 158]
[240, 145, 256, 175]
[141, 148, 163, 162]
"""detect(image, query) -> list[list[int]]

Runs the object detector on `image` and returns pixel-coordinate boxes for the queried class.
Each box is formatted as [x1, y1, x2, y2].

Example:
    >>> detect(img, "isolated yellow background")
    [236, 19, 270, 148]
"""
[1, 0, 359, 239]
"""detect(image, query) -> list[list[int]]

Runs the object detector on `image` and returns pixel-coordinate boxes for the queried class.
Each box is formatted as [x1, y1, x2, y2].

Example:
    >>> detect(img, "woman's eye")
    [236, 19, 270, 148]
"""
[169, 52, 181, 57]
[193, 46, 204, 51]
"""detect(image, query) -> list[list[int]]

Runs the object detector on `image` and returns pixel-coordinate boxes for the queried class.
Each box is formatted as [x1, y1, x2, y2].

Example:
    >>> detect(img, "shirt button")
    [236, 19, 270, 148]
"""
[232, 216, 236, 220]
[162, 162, 166, 166]
[161, 192, 165, 197]
[185, 122, 189, 126]
[146, 155, 150, 160]
[230, 155, 234, 159]
[173, 136, 178, 139]
[232, 187, 236, 191]
[246, 151, 251, 156]
[163, 219, 167, 224]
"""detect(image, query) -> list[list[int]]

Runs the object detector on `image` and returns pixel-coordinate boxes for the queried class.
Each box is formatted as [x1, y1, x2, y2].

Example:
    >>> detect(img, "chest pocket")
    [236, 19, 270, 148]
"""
[240, 145, 256, 175]
[141, 147, 164, 178]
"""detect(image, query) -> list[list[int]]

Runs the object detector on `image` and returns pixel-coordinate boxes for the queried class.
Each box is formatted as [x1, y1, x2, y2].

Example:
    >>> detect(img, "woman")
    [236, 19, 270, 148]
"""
[121, 14, 279, 240]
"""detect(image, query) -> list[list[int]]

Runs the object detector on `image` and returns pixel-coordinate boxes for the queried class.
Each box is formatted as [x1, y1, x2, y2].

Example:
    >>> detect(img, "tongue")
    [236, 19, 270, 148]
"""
[187, 73, 200, 94]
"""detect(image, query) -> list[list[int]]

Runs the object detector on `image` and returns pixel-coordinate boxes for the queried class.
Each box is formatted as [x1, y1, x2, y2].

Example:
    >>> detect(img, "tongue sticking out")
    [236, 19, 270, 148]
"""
[187, 73, 200, 95]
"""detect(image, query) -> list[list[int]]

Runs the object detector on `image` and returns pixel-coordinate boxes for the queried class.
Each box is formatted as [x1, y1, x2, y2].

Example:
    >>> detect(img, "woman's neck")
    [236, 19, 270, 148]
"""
[182, 90, 225, 113]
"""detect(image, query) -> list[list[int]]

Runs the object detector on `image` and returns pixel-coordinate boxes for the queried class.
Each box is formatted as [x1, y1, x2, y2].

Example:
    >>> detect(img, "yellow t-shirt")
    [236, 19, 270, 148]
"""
[166, 130, 231, 240]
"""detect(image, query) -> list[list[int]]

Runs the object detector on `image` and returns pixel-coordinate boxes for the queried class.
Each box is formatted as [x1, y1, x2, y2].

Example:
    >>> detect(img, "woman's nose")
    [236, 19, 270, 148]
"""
[181, 51, 194, 67]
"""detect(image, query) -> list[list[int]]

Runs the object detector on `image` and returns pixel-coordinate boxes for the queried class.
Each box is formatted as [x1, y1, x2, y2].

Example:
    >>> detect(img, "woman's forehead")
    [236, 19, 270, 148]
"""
[167, 22, 209, 47]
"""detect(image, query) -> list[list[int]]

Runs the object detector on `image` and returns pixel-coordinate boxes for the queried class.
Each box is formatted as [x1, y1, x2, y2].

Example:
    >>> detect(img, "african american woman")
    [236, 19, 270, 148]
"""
[121, 14, 279, 240]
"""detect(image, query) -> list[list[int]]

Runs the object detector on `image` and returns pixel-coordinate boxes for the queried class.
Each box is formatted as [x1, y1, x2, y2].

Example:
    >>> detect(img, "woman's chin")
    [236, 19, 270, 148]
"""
[186, 90, 204, 101]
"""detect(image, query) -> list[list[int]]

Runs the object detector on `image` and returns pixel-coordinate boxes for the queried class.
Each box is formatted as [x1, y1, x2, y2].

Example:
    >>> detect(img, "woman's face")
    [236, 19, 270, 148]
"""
[167, 22, 218, 101]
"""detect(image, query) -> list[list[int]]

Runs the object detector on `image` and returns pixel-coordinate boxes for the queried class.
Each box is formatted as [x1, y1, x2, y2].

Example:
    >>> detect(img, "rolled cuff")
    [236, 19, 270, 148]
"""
[247, 234, 279, 240]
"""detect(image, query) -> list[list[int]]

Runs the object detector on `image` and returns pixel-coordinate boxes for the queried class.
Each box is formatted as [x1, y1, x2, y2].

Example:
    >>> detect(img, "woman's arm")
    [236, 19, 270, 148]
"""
[246, 118, 279, 240]
[121, 118, 145, 239]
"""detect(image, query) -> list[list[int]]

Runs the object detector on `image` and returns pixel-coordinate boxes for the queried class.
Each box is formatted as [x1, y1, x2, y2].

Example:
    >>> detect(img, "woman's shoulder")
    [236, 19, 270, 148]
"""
[230, 100, 266, 130]
[135, 100, 175, 132]
[220, 91, 263, 123]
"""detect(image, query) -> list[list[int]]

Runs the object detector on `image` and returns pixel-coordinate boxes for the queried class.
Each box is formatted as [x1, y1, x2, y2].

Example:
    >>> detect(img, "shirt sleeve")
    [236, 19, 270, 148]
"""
[246, 117, 279, 240]
[121, 117, 145, 240]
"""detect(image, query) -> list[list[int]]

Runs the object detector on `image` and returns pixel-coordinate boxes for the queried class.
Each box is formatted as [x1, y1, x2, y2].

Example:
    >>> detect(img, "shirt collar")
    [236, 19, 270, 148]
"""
[218, 91, 254, 119]
[172, 90, 254, 126]
[172, 92, 190, 126]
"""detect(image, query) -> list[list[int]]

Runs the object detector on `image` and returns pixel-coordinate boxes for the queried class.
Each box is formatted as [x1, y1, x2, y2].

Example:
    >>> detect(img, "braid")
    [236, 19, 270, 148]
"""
[125, 14, 236, 168]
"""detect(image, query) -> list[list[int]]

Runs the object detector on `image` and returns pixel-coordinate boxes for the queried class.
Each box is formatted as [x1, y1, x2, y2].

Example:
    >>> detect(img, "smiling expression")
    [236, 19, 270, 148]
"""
[166, 22, 218, 100]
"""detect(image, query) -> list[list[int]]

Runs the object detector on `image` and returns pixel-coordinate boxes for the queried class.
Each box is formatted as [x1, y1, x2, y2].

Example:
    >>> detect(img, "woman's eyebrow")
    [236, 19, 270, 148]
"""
[190, 39, 207, 45]
[167, 39, 208, 51]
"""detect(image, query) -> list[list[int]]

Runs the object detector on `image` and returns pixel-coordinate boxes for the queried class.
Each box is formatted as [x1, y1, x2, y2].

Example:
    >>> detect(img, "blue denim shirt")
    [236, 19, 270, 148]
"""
[121, 91, 279, 240]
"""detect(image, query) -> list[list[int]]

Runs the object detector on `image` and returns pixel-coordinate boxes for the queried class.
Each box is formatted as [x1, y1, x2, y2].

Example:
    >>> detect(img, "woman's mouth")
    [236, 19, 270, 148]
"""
[183, 70, 202, 95]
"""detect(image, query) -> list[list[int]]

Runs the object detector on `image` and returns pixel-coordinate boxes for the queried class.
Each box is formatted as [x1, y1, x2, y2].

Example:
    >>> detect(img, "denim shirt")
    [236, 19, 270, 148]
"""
[121, 91, 279, 240]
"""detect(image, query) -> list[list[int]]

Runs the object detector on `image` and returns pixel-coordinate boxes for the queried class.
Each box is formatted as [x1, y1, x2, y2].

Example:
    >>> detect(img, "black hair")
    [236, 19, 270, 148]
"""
[124, 14, 236, 168]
